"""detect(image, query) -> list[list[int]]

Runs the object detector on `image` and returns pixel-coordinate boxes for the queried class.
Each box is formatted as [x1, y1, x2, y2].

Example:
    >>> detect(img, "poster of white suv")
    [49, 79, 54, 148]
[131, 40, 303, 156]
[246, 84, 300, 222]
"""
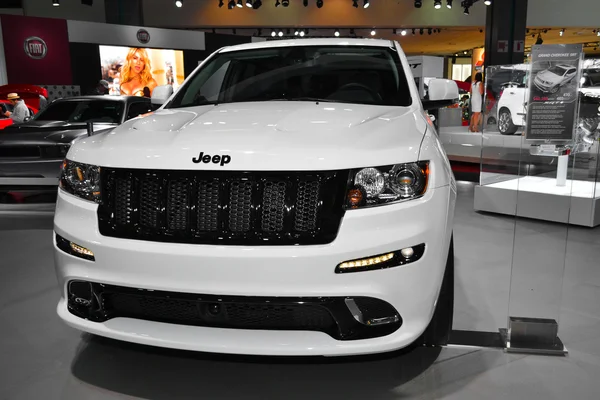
[497, 66, 599, 135]
[53, 39, 459, 356]
[533, 64, 577, 94]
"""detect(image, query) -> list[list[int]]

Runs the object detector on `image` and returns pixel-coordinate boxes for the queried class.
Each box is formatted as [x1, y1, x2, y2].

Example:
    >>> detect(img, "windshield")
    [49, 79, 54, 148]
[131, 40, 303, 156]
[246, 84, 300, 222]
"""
[167, 45, 412, 108]
[547, 66, 568, 76]
[34, 100, 124, 123]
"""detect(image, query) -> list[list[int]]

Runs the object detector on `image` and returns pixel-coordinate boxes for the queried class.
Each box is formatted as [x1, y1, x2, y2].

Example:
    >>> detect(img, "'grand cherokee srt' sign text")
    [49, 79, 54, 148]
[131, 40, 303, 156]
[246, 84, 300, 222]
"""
[23, 36, 48, 59]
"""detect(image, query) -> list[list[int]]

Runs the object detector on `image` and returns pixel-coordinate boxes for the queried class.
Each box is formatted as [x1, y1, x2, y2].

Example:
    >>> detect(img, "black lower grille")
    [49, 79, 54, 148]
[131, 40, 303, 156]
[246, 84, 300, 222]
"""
[67, 282, 403, 341]
[98, 168, 348, 245]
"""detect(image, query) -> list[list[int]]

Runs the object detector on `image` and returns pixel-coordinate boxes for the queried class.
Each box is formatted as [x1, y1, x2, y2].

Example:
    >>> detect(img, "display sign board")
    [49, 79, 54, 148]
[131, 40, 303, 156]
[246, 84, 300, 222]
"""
[525, 44, 583, 141]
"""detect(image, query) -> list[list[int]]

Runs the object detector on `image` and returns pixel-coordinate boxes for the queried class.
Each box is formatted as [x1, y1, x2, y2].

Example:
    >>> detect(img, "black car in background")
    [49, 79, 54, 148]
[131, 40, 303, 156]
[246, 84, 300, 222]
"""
[0, 96, 155, 210]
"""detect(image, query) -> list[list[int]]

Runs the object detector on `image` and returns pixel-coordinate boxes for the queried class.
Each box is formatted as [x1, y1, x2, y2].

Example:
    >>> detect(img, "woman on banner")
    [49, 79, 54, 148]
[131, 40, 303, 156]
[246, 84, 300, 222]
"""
[120, 48, 158, 98]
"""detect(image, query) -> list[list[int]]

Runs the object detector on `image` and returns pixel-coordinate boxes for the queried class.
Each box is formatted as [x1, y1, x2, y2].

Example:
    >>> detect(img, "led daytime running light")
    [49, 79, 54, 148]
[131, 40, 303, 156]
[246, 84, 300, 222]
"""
[339, 253, 394, 270]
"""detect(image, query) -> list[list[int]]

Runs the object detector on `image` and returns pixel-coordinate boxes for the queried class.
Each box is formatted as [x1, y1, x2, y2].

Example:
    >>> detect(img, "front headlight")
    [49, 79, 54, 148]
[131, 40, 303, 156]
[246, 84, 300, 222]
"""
[346, 161, 429, 209]
[59, 160, 102, 203]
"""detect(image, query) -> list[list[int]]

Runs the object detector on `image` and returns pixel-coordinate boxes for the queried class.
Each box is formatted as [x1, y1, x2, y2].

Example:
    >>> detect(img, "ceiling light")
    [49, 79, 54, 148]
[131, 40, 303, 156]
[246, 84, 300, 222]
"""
[316, 0, 323, 8]
[300, 30, 306, 37]
[271, 30, 276, 37]
[414, 0, 422, 8]
[536, 34, 543, 45]
[334, 29, 340, 37]
[371, 29, 376, 36]
[463, 50, 467, 55]
[245, 0, 252, 7]
[363, 0, 370, 8]
[428, 28, 432, 35]
[282, 0, 289, 6]
[219, 0, 224, 7]
[253, 0, 262, 7]
[597, 30, 600, 37]
[420, 28, 424, 35]
[434, 1, 441, 9]
[484, 0, 491, 5]
[401, 29, 407, 36]
[446, 0, 452, 8]
[303, 0, 308, 5]
[175, 0, 183, 6]
[463, 6, 469, 15]
[278, 30, 284, 36]
[53, 0, 60, 5]
[275, 0, 280, 6]
[236, 0, 243, 7]
[560, 28, 565, 36]
[294, 29, 299, 35]
[353, 0, 358, 7]
[228, 0, 235, 8]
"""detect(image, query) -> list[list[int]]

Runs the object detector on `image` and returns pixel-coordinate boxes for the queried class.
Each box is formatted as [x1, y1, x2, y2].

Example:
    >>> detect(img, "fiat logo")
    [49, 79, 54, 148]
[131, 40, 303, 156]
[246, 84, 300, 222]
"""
[137, 29, 150, 44]
[24, 36, 47, 59]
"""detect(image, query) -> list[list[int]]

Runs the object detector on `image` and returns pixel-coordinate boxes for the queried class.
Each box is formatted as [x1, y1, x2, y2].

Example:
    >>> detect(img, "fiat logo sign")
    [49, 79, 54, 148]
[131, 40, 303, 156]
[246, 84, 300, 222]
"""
[137, 29, 150, 44]
[24, 36, 47, 59]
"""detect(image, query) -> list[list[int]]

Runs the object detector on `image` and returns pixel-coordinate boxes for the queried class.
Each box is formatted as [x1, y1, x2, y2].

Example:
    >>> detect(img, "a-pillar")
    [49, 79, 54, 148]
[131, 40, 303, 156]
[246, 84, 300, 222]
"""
[484, 0, 528, 67]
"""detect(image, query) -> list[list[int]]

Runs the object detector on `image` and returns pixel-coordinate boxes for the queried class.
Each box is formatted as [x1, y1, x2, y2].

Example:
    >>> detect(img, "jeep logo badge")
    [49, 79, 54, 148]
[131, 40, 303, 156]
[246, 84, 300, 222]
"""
[192, 152, 231, 166]
[137, 29, 151, 44]
[24, 36, 47, 60]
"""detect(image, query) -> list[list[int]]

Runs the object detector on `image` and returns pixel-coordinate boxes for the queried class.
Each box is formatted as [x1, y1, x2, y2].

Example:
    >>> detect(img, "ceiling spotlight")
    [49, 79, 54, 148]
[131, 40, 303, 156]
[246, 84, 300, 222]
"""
[371, 29, 376, 36]
[419, 28, 424, 35]
[464, 50, 467, 55]
[253, 0, 262, 7]
[363, 0, 370, 8]
[412, 28, 416, 35]
[300, 30, 306, 37]
[237, 0, 243, 7]
[303, 0, 308, 5]
[228, 0, 235, 8]
[428, 28, 432, 35]
[275, 0, 280, 6]
[245, 0, 252, 7]
[536, 34, 544, 45]
[175, 0, 183, 6]
[401, 29, 407, 36]
[282, 0, 289, 6]
[414, 1, 422, 8]
[294, 29, 299, 35]
[454, 53, 458, 56]
[434, 1, 441, 9]
[271, 30, 276, 37]
[559, 28, 565, 36]
[597, 30, 600, 37]
[353, 0, 358, 7]
[484, 0, 491, 5]
[463, 6, 469, 15]
[334, 29, 340, 37]
[316, 0, 323, 8]
[278, 30, 284, 36]
[53, 0, 60, 5]
[219, 0, 224, 7]
[446, 0, 452, 8]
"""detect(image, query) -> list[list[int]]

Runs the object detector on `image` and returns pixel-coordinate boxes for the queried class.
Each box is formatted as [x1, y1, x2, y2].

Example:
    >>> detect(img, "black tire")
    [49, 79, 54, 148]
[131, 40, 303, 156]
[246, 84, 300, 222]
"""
[422, 236, 454, 347]
[498, 108, 518, 135]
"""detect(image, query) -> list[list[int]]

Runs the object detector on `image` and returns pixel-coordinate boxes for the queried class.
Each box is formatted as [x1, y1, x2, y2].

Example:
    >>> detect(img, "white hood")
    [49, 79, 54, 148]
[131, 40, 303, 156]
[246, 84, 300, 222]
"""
[68, 101, 428, 171]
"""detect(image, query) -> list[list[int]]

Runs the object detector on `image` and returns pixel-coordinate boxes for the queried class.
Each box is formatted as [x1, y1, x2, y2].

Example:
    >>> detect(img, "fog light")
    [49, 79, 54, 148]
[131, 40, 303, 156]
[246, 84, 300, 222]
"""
[400, 247, 414, 258]
[56, 233, 95, 261]
[335, 244, 426, 273]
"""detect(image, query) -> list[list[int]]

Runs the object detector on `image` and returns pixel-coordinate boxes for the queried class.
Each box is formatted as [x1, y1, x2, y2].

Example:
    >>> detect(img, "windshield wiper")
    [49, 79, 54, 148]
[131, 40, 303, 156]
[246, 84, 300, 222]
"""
[267, 97, 334, 103]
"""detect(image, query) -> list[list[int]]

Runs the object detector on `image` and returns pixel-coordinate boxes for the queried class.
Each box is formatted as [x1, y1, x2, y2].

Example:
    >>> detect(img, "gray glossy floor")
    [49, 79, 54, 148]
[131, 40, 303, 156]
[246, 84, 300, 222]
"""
[1, 182, 599, 400]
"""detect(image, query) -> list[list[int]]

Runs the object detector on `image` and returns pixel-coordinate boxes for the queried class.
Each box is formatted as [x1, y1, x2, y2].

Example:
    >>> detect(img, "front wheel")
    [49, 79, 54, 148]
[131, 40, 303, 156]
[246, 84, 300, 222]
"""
[550, 85, 560, 94]
[421, 236, 454, 346]
[498, 108, 518, 135]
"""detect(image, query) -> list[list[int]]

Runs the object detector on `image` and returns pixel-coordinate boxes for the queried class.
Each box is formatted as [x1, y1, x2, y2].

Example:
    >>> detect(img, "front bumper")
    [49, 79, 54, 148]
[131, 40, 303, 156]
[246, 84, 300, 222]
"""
[54, 184, 454, 356]
[533, 78, 555, 93]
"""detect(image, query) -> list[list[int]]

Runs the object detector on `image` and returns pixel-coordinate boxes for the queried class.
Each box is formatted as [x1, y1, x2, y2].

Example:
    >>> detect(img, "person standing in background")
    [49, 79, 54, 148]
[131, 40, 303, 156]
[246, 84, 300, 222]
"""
[3, 93, 29, 123]
[469, 72, 484, 132]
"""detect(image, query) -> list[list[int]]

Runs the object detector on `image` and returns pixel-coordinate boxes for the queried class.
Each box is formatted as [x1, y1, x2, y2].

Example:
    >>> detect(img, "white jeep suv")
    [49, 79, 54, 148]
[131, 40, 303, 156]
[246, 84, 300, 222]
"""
[53, 39, 458, 356]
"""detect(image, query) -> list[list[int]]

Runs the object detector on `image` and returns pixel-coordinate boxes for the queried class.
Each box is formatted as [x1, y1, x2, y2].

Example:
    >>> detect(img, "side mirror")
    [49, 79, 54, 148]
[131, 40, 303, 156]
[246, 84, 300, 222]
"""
[151, 85, 174, 106]
[422, 79, 459, 110]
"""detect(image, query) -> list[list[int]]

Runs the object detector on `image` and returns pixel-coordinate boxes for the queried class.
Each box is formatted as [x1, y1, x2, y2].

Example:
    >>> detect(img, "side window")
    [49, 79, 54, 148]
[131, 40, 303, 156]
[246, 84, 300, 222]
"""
[126, 102, 153, 120]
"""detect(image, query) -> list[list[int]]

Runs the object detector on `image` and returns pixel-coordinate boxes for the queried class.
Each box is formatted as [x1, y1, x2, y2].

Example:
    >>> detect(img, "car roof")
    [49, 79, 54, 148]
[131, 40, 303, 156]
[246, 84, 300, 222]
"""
[219, 38, 396, 53]
[555, 64, 573, 69]
[54, 95, 148, 103]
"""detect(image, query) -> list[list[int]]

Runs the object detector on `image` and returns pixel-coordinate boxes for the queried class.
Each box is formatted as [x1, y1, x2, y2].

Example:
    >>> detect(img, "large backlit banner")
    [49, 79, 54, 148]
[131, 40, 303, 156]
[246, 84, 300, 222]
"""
[99, 46, 185, 97]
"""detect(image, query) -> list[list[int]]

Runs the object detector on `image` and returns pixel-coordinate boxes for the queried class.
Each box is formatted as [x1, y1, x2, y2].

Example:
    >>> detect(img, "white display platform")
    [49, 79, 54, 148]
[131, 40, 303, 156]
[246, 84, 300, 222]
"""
[474, 176, 600, 227]
[438, 127, 525, 163]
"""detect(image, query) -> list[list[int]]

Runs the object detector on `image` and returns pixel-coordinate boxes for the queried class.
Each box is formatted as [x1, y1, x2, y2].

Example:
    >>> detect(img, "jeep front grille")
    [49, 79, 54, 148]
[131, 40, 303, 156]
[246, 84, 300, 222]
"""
[97, 168, 348, 245]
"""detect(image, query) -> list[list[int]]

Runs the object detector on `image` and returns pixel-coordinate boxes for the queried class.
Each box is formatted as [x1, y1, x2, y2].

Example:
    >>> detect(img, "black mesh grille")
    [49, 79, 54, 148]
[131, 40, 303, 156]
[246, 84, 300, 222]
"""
[98, 168, 348, 245]
[102, 291, 337, 333]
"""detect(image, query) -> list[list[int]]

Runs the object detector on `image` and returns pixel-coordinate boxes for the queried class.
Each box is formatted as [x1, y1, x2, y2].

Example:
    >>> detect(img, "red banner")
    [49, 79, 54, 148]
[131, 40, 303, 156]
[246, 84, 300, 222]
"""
[0, 15, 72, 85]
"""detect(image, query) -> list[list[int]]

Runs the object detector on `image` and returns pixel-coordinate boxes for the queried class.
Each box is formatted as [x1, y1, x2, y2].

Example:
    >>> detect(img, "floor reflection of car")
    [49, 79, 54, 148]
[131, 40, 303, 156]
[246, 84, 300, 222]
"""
[0, 96, 154, 209]
[0, 101, 39, 130]
[533, 64, 577, 94]
[496, 67, 599, 135]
